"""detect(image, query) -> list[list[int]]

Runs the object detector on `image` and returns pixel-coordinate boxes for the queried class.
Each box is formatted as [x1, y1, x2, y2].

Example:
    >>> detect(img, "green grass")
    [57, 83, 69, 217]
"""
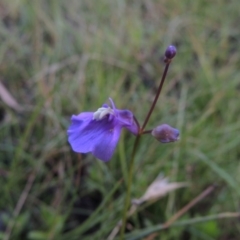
[0, 0, 240, 239]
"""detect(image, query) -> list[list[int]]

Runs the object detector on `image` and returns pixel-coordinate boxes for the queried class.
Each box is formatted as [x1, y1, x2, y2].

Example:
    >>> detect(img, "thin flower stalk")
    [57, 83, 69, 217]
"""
[67, 45, 178, 240]
[120, 46, 177, 239]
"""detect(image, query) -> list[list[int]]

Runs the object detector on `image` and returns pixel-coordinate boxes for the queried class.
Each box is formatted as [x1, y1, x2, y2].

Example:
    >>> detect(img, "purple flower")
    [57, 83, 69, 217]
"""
[67, 98, 139, 161]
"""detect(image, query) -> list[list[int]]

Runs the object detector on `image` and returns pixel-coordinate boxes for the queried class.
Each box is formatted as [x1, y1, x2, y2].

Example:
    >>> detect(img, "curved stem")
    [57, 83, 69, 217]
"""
[120, 134, 141, 239]
[133, 115, 140, 131]
[141, 62, 171, 132]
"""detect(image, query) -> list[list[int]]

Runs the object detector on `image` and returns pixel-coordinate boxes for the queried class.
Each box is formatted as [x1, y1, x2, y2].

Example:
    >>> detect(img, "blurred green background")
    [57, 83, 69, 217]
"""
[0, 0, 240, 239]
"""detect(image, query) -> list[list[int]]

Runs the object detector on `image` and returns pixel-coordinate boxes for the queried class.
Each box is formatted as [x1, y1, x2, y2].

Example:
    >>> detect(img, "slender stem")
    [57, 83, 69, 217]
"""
[141, 129, 153, 135]
[141, 62, 171, 132]
[133, 115, 140, 131]
[120, 134, 141, 239]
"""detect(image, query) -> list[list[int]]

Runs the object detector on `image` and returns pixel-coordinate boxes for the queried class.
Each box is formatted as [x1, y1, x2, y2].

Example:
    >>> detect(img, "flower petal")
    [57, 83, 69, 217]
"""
[67, 113, 122, 161]
[67, 113, 95, 153]
[92, 125, 121, 161]
[115, 109, 139, 135]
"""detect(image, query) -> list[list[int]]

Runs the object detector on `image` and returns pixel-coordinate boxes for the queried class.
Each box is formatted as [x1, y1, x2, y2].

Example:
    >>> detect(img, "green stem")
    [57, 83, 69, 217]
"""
[120, 135, 141, 239]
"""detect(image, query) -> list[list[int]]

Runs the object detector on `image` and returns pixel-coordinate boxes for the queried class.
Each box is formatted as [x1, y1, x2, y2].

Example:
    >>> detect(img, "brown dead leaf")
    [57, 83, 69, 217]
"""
[107, 176, 188, 240]
[132, 176, 188, 205]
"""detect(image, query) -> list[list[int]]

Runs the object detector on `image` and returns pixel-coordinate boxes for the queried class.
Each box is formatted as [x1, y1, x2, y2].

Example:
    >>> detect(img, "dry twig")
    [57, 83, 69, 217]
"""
[145, 185, 216, 240]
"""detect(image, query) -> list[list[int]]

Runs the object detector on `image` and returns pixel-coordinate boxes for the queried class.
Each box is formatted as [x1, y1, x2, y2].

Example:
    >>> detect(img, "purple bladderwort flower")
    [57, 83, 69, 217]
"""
[67, 98, 139, 162]
[151, 124, 180, 143]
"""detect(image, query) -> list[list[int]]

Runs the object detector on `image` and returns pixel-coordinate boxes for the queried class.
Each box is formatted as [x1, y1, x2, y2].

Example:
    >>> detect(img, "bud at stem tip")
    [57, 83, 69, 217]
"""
[165, 45, 177, 60]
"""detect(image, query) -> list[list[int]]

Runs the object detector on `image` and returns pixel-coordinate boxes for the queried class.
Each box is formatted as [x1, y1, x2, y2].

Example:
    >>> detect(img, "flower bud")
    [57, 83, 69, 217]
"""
[151, 124, 179, 143]
[165, 45, 177, 60]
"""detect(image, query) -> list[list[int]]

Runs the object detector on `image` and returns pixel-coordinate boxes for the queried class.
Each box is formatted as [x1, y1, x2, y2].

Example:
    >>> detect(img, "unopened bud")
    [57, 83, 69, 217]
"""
[165, 45, 177, 60]
[152, 124, 179, 143]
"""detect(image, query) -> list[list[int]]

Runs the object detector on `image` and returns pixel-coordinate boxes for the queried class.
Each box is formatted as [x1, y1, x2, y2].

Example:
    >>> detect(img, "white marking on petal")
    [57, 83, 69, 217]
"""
[93, 107, 114, 121]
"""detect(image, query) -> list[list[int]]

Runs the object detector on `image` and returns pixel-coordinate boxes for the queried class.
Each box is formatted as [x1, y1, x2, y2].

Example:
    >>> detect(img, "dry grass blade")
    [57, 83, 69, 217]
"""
[144, 185, 216, 240]
[3, 172, 36, 240]
[0, 81, 23, 111]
